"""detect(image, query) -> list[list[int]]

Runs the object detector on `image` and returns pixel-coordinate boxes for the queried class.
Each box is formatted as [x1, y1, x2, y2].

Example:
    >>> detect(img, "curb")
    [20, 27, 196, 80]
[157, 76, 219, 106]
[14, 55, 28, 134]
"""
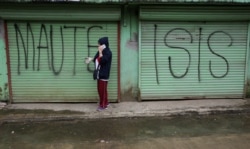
[0, 102, 7, 109]
[1, 106, 250, 123]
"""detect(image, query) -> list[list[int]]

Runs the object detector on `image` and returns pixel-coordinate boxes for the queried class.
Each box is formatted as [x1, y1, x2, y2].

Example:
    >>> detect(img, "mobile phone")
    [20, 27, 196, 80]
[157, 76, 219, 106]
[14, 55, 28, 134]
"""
[101, 44, 106, 50]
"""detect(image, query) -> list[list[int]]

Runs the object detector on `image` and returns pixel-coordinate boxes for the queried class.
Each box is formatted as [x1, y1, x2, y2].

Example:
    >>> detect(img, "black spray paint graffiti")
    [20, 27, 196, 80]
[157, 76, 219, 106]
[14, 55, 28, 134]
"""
[153, 24, 159, 84]
[198, 28, 202, 82]
[15, 24, 28, 74]
[50, 26, 65, 75]
[27, 23, 36, 71]
[153, 25, 231, 84]
[64, 26, 85, 75]
[164, 28, 192, 79]
[208, 31, 231, 78]
[14, 23, 102, 75]
[37, 24, 50, 71]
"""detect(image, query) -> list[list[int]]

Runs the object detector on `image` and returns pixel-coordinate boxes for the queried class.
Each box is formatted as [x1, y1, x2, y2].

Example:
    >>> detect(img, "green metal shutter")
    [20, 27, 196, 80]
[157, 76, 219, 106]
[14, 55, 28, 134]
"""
[0, 4, 121, 21]
[7, 21, 119, 102]
[140, 22, 248, 100]
[140, 6, 250, 21]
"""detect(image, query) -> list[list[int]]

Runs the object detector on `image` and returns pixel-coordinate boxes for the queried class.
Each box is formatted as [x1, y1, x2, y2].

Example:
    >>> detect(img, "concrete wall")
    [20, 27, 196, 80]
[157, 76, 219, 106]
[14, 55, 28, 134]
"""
[0, 20, 8, 101]
[245, 23, 250, 99]
[120, 5, 139, 101]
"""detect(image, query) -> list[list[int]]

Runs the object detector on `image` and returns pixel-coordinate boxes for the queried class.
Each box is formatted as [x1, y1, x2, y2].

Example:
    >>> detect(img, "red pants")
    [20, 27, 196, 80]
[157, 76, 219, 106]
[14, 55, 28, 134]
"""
[97, 80, 108, 108]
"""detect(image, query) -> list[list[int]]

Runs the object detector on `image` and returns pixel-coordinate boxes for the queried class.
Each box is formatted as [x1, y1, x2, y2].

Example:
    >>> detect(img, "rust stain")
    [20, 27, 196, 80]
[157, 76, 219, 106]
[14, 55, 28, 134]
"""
[121, 87, 137, 101]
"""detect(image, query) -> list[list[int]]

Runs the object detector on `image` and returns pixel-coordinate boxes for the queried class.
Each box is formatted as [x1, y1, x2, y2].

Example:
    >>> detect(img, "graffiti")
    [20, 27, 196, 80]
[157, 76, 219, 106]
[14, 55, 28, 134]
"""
[153, 25, 232, 84]
[14, 23, 103, 75]
[37, 24, 50, 71]
[198, 28, 202, 82]
[64, 26, 85, 75]
[15, 24, 28, 75]
[27, 23, 36, 71]
[208, 31, 231, 78]
[164, 28, 192, 79]
[50, 26, 64, 75]
[153, 24, 159, 84]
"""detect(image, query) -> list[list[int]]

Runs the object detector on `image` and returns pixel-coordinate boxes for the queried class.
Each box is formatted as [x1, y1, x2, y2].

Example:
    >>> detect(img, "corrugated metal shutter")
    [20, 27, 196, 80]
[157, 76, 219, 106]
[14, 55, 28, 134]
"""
[7, 21, 119, 102]
[140, 6, 250, 21]
[140, 22, 247, 100]
[0, 4, 121, 21]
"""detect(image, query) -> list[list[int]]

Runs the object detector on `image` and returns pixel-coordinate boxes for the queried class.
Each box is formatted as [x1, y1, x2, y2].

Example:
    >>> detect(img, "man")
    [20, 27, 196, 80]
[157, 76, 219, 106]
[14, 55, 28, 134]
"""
[93, 37, 112, 111]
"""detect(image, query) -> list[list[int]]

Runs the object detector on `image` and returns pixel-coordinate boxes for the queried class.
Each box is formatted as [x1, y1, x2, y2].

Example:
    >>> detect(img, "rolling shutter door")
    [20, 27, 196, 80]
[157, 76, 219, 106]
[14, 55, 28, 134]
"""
[140, 22, 247, 100]
[0, 4, 120, 21]
[7, 21, 119, 102]
[140, 6, 250, 21]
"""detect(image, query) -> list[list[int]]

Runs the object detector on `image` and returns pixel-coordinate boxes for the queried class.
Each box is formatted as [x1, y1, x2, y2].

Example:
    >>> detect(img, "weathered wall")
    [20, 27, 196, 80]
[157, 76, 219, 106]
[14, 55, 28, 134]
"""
[0, 20, 8, 101]
[245, 23, 250, 99]
[120, 5, 139, 101]
[1, 2, 250, 102]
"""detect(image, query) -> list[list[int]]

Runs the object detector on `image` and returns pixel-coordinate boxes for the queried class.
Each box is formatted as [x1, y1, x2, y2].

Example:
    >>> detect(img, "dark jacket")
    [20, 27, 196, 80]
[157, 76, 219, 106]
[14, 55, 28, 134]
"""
[93, 37, 112, 80]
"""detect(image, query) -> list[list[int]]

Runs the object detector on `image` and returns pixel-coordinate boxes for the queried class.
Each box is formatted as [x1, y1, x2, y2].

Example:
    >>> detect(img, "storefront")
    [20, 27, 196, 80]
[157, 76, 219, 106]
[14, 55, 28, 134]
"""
[1, 1, 250, 103]
[1, 4, 121, 102]
[139, 6, 250, 100]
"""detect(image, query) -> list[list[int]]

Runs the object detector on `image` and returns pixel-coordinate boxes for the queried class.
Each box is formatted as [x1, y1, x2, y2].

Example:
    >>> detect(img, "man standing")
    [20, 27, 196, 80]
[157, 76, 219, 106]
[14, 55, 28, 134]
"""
[93, 37, 112, 111]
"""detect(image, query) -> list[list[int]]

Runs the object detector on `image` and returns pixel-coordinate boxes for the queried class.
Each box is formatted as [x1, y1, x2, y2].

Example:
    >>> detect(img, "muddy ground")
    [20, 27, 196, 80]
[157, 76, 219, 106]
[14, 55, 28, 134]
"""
[1, 113, 250, 149]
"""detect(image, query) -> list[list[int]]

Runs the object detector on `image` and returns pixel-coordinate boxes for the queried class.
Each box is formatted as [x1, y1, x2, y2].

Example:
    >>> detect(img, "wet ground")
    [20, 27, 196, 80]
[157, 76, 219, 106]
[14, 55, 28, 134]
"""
[1, 113, 250, 149]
